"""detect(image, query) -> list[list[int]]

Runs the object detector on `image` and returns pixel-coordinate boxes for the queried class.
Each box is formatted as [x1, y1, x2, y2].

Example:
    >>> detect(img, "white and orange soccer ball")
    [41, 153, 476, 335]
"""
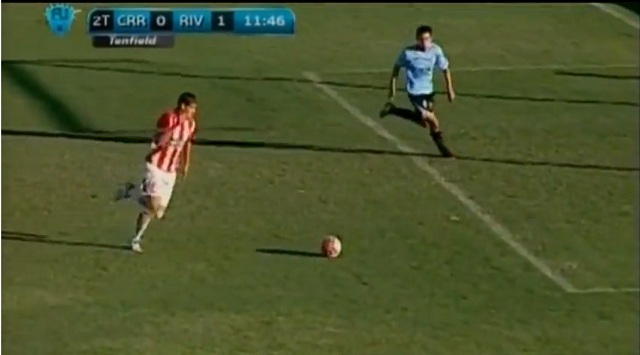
[321, 235, 342, 259]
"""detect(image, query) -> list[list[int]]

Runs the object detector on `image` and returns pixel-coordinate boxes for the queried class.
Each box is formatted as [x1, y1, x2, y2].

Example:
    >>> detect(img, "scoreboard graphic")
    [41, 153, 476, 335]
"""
[89, 8, 295, 48]
[45, 5, 296, 48]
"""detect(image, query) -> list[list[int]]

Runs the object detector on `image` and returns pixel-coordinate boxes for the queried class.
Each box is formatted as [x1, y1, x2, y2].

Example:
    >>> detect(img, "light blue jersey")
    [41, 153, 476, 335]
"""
[395, 44, 449, 96]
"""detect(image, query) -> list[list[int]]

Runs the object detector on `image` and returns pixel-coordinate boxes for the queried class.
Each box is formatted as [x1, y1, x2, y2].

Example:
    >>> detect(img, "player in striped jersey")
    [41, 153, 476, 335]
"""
[115, 92, 198, 253]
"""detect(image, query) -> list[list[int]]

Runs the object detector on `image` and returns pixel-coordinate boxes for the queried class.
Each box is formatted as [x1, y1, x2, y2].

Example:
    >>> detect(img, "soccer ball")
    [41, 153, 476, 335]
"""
[321, 235, 342, 259]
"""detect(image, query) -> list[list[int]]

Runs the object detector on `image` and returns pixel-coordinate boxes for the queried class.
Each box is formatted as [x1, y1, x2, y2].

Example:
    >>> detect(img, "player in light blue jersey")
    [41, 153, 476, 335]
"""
[380, 25, 456, 158]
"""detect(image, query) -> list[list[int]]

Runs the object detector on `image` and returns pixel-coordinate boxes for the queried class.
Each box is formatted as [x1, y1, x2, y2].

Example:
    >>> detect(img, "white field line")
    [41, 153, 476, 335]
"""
[569, 287, 640, 294]
[307, 4, 639, 294]
[560, 2, 640, 295]
[319, 63, 639, 76]
[303, 70, 578, 293]
[590, 3, 640, 29]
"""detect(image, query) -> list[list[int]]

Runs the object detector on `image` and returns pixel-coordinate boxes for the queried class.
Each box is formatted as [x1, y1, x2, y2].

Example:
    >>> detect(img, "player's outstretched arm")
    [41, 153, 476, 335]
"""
[146, 130, 172, 161]
[145, 115, 175, 161]
[179, 141, 192, 180]
[443, 69, 455, 102]
[435, 46, 455, 103]
[388, 64, 401, 102]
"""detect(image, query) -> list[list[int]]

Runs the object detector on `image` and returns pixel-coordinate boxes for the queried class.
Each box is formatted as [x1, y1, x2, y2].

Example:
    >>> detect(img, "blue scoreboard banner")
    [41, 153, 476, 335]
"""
[88, 7, 296, 36]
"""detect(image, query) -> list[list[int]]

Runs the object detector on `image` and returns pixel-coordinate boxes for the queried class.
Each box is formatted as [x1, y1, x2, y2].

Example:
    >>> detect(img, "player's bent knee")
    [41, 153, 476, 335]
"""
[145, 196, 166, 219]
[147, 206, 165, 220]
[423, 111, 437, 121]
[138, 195, 153, 211]
[155, 206, 167, 220]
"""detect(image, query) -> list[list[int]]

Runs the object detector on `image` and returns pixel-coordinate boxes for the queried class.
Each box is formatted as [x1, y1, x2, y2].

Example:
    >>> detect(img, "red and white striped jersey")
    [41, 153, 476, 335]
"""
[148, 110, 196, 173]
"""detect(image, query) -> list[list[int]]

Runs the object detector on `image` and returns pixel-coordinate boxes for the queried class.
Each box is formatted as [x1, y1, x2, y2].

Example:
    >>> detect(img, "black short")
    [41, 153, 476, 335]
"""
[408, 93, 435, 113]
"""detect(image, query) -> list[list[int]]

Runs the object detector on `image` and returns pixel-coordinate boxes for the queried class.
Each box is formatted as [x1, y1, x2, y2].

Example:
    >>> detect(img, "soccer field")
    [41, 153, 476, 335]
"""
[2, 3, 639, 354]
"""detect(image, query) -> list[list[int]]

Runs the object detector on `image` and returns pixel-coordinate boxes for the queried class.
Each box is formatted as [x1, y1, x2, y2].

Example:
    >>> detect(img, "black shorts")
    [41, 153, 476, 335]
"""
[408, 93, 435, 113]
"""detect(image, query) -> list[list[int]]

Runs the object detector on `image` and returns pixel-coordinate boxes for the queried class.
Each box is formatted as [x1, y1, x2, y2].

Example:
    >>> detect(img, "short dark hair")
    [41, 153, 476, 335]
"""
[415, 25, 433, 37]
[177, 92, 197, 107]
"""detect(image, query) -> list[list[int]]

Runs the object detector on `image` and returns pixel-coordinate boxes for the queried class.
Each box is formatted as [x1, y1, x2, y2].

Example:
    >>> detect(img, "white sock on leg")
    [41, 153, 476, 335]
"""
[132, 211, 152, 244]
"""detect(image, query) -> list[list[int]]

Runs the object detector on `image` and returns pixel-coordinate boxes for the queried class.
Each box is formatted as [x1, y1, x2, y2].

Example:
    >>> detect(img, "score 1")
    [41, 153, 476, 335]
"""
[211, 11, 234, 32]
[88, 9, 114, 33]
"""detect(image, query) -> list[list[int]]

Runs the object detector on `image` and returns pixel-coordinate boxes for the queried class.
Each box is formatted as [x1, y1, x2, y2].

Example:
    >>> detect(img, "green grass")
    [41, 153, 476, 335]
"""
[2, 3, 639, 355]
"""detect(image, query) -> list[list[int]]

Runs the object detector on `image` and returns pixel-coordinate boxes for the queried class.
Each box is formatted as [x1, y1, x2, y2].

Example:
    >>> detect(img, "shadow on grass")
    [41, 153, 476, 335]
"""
[555, 70, 639, 81]
[4, 58, 638, 108]
[1, 59, 149, 133]
[615, 2, 640, 16]
[1, 230, 129, 252]
[2, 58, 638, 174]
[255, 248, 324, 258]
[3, 129, 638, 173]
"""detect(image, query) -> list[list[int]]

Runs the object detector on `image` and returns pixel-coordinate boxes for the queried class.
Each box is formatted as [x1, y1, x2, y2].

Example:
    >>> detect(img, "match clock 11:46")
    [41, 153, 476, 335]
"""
[232, 8, 295, 35]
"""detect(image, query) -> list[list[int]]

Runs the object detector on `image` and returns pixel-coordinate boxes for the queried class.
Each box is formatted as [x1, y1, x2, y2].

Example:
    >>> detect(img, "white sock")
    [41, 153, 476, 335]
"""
[132, 212, 152, 244]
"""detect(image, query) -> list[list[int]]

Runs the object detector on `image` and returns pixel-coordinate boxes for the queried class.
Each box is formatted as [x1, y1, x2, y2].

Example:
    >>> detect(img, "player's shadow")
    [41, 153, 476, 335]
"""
[255, 248, 324, 258]
[382, 105, 424, 126]
[1, 230, 130, 252]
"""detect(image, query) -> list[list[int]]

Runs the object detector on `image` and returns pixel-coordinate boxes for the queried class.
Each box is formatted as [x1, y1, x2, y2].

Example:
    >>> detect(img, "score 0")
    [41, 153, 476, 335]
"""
[150, 11, 173, 32]
[88, 9, 114, 33]
[211, 11, 234, 32]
